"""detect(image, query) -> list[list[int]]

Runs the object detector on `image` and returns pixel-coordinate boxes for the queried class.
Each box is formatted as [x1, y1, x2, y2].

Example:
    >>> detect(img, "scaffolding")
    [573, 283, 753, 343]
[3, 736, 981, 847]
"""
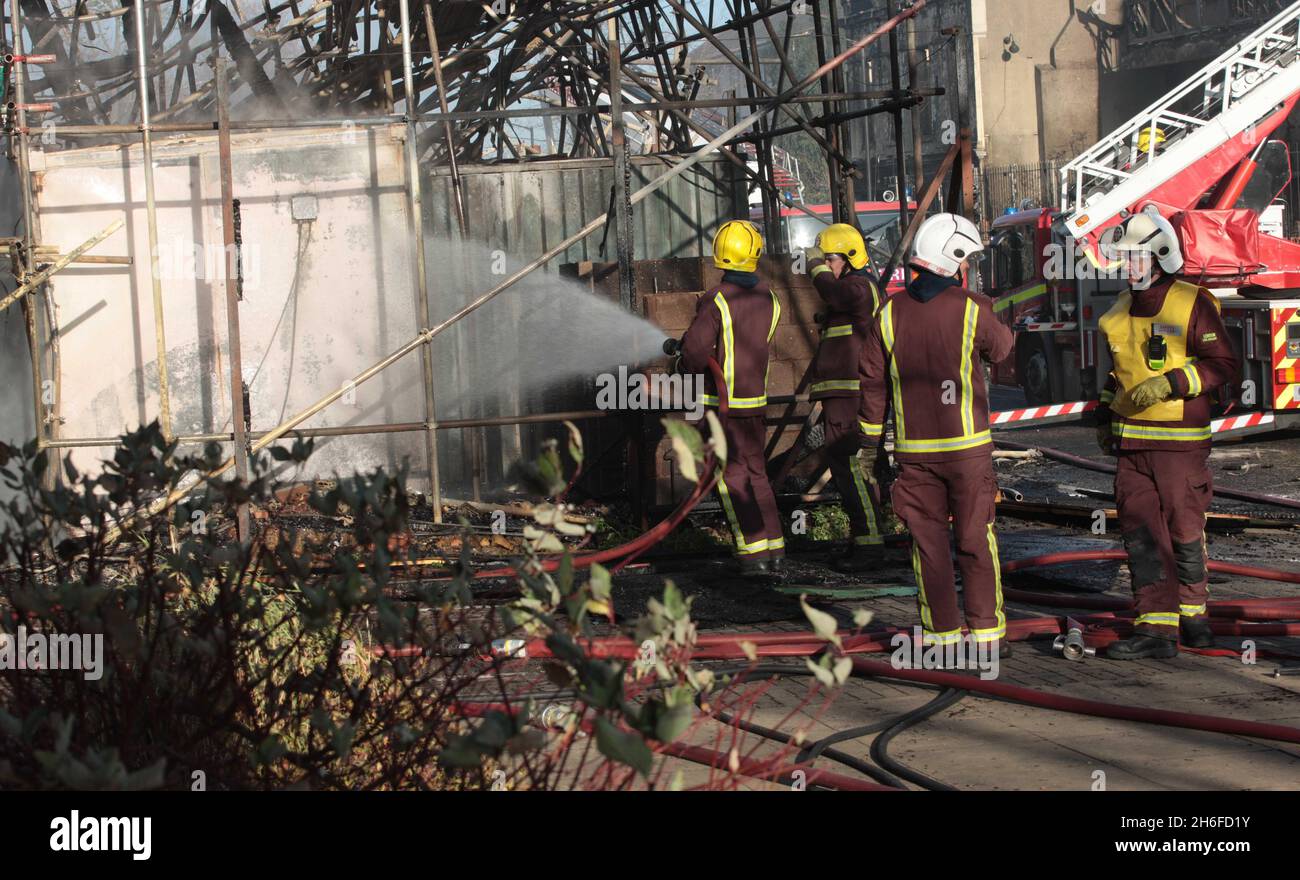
[1, 0, 967, 540]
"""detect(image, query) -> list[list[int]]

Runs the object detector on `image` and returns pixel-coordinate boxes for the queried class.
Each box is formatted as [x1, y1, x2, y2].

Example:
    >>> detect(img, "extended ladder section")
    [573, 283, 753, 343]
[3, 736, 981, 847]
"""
[1060, 0, 1300, 240]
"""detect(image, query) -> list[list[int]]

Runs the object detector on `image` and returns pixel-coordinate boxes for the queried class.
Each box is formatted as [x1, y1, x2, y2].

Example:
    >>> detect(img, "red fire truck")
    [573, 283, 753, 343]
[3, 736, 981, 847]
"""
[983, 1, 1300, 438]
[752, 200, 917, 294]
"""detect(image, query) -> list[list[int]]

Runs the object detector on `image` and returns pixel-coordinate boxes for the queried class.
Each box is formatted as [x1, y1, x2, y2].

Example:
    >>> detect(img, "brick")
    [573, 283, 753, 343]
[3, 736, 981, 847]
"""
[701, 261, 725, 291]
[765, 359, 796, 398]
[644, 291, 702, 330]
[757, 254, 814, 291]
[783, 286, 825, 326]
[772, 325, 818, 362]
[635, 258, 706, 293]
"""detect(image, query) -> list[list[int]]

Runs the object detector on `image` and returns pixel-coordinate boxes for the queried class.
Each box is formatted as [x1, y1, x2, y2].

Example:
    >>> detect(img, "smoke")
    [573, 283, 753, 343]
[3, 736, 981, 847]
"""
[424, 236, 670, 420]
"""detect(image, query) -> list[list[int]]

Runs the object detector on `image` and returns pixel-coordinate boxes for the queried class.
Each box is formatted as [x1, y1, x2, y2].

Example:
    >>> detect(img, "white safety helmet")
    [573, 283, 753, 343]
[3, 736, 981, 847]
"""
[1108, 205, 1184, 276]
[910, 213, 984, 277]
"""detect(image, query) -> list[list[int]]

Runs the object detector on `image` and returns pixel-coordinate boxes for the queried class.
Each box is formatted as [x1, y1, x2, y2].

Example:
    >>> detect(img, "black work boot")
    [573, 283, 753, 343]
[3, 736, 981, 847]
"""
[1105, 633, 1179, 660]
[737, 557, 771, 579]
[768, 556, 786, 578]
[1180, 615, 1215, 649]
[829, 542, 882, 573]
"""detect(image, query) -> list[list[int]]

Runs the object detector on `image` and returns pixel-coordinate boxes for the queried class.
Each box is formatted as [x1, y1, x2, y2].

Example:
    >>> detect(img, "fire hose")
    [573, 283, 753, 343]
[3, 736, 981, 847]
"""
[994, 439, 1300, 512]
[431, 396, 1300, 787]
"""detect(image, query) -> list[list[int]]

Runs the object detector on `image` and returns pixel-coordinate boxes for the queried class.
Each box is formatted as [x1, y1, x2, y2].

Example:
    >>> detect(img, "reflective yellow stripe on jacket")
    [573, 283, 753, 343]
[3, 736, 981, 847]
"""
[882, 295, 991, 454]
[1110, 422, 1212, 442]
[703, 289, 780, 410]
[809, 379, 860, 394]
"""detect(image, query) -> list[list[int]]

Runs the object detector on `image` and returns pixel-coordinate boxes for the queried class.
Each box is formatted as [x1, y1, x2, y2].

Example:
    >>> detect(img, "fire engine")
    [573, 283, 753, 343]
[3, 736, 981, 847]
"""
[983, 1, 1300, 438]
[752, 199, 918, 294]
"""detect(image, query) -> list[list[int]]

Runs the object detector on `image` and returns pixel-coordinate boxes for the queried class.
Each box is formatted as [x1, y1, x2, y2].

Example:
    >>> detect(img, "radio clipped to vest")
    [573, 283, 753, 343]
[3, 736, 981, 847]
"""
[1147, 334, 1167, 371]
[1099, 280, 1207, 422]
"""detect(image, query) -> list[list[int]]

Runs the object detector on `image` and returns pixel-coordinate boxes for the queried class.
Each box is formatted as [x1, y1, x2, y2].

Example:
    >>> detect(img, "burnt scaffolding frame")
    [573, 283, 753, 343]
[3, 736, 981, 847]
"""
[2, 0, 944, 540]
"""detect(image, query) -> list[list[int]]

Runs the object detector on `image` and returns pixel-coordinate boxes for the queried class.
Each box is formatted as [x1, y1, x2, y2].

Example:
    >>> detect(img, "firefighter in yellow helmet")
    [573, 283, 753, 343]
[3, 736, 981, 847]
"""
[1096, 207, 1240, 659]
[679, 220, 785, 577]
[1137, 126, 1166, 156]
[800, 222, 886, 570]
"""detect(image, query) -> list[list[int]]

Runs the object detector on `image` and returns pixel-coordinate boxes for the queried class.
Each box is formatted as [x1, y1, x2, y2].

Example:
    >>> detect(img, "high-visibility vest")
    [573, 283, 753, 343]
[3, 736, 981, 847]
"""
[1099, 280, 1215, 421]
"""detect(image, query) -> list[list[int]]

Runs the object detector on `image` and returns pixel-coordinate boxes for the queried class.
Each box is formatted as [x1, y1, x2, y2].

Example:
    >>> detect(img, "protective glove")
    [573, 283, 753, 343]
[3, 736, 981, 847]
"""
[803, 245, 826, 273]
[1095, 421, 1116, 457]
[1128, 374, 1173, 409]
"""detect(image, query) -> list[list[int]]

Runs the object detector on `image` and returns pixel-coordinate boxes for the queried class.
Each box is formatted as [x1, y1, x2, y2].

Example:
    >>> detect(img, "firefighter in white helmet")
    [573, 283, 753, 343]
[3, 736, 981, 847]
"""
[1096, 206, 1240, 660]
[860, 213, 1014, 658]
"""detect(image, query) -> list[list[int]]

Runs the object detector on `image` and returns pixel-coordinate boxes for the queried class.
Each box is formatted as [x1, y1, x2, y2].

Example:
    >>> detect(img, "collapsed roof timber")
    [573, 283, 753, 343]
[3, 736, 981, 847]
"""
[2, 0, 957, 539]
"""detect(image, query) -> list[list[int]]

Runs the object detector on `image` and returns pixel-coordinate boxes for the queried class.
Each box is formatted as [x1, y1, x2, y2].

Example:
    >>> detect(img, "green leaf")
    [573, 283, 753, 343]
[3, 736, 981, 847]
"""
[563, 420, 584, 466]
[800, 596, 842, 648]
[662, 580, 688, 620]
[652, 688, 695, 743]
[804, 656, 835, 688]
[595, 716, 653, 777]
[331, 722, 356, 758]
[588, 562, 612, 601]
[255, 735, 287, 765]
[662, 418, 704, 483]
[668, 436, 698, 484]
[705, 410, 727, 465]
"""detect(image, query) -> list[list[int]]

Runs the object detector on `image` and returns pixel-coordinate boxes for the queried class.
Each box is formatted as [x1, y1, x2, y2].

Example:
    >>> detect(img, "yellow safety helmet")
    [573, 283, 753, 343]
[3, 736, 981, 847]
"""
[712, 220, 764, 272]
[1137, 126, 1166, 154]
[816, 223, 869, 270]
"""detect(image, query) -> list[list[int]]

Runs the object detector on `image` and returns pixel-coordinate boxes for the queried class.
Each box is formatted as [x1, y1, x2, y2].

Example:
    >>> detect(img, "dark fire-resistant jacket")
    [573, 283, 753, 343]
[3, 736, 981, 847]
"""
[681, 278, 781, 418]
[860, 278, 1013, 462]
[808, 268, 881, 400]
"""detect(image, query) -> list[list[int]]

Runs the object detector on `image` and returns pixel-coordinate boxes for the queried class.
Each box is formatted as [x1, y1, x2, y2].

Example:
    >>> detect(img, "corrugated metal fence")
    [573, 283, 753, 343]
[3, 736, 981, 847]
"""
[421, 155, 744, 499]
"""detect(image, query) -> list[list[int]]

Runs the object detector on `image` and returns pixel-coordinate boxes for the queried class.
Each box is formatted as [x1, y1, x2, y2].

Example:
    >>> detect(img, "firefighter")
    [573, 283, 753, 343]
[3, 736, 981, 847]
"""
[1137, 126, 1166, 158]
[861, 213, 1014, 656]
[680, 220, 785, 577]
[802, 222, 887, 571]
[1096, 207, 1240, 659]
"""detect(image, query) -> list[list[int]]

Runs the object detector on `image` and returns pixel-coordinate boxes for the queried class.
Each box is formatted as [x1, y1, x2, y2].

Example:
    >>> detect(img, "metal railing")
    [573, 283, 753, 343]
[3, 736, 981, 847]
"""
[980, 161, 1061, 219]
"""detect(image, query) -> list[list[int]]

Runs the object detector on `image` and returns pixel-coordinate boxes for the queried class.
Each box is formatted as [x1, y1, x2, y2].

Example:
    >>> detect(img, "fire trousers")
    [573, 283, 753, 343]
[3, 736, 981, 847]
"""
[820, 396, 884, 546]
[716, 414, 785, 560]
[889, 453, 1005, 645]
[1114, 448, 1212, 638]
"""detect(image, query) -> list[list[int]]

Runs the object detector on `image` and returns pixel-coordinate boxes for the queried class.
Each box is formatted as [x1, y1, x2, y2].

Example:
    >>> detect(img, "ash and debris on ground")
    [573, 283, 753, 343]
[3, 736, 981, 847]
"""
[252, 420, 1300, 790]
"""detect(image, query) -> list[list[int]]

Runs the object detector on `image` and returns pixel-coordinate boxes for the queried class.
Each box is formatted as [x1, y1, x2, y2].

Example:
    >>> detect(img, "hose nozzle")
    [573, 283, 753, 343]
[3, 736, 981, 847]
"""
[1053, 618, 1095, 661]
[662, 337, 682, 356]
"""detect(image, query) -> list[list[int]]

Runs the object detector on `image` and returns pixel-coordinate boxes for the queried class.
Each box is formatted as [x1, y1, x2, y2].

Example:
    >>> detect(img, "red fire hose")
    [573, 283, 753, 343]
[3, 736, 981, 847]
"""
[452, 699, 895, 791]
[849, 657, 1300, 745]
[457, 357, 730, 582]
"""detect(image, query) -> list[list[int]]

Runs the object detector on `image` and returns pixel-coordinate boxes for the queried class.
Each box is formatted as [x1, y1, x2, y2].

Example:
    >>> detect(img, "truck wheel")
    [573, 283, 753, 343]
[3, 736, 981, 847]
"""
[1018, 336, 1053, 406]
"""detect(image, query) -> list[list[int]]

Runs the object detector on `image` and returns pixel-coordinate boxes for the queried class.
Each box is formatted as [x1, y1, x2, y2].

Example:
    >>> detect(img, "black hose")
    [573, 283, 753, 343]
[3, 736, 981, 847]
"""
[796, 716, 896, 765]
[703, 663, 949, 789]
[869, 687, 965, 792]
[695, 688, 907, 789]
[995, 439, 1300, 512]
